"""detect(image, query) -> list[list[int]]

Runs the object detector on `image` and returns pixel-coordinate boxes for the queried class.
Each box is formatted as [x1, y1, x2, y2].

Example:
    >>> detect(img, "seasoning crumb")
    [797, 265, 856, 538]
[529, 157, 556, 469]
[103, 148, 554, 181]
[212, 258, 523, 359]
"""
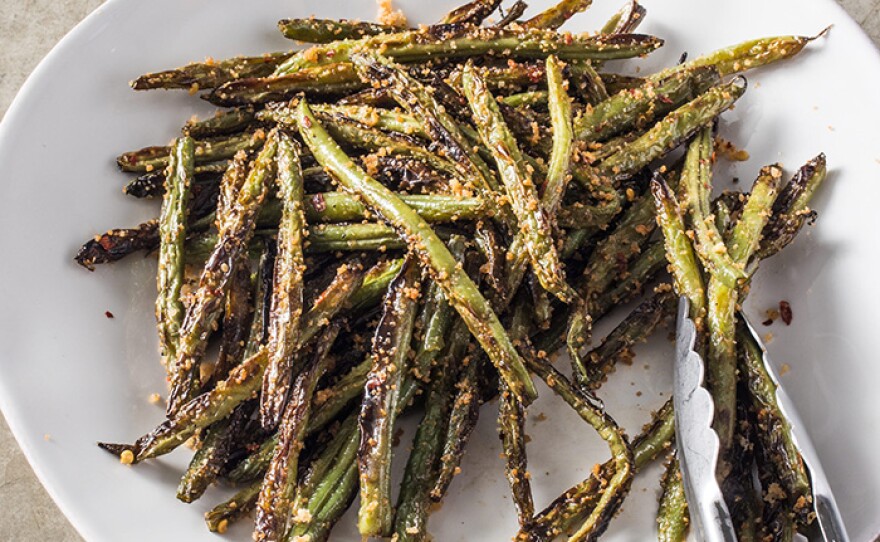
[216, 519, 229, 534]
[779, 363, 791, 376]
[763, 332, 774, 344]
[764, 482, 786, 504]
[44, 434, 51, 441]
[376, 0, 407, 27]
[714, 137, 749, 161]
[292, 507, 312, 523]
[148, 393, 162, 404]
[104, 310, 114, 319]
[120, 449, 135, 465]
[533, 412, 547, 422]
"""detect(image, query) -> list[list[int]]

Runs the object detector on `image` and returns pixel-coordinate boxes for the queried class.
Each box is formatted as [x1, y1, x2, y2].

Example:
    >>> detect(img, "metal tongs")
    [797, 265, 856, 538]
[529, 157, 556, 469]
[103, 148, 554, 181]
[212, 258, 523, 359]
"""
[673, 297, 849, 542]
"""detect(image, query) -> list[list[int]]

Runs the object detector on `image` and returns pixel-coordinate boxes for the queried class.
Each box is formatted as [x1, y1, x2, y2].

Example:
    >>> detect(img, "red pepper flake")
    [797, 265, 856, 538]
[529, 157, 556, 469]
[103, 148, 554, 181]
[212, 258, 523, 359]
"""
[779, 300, 793, 325]
[105, 311, 115, 319]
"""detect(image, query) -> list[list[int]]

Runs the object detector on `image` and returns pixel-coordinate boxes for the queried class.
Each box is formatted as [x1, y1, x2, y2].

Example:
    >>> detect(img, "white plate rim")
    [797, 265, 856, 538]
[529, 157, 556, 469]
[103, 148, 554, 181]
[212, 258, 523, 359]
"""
[1, 1, 879, 540]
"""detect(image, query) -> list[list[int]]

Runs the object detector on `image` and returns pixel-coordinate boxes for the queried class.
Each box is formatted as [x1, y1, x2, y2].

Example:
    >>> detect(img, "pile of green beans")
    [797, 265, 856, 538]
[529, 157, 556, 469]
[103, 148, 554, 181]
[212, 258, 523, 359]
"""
[80, 1, 831, 540]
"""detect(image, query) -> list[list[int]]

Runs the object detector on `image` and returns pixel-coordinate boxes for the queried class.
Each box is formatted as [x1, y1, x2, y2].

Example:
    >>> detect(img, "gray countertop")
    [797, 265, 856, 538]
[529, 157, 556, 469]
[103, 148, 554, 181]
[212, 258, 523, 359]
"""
[1, 1, 878, 540]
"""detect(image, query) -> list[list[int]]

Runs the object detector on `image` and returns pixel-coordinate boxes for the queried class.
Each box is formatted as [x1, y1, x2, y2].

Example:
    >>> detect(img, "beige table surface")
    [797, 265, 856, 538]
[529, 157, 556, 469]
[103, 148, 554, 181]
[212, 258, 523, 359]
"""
[1, 0, 879, 540]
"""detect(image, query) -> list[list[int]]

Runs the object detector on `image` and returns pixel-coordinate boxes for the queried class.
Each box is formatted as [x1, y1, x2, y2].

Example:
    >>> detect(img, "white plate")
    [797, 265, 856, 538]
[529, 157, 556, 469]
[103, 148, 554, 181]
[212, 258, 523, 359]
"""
[1, 0, 879, 540]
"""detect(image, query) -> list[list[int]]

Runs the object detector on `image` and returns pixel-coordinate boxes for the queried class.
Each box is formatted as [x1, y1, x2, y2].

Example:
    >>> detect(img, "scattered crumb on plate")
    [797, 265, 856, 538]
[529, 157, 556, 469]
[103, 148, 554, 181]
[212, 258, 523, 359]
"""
[377, 0, 407, 27]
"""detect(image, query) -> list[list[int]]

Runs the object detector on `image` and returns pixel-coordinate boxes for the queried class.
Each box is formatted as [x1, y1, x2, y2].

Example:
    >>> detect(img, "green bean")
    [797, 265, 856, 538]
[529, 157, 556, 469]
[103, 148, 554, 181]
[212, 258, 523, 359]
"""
[729, 165, 786, 259]
[268, 101, 435, 157]
[226, 435, 277, 484]
[500, 90, 549, 107]
[657, 456, 690, 542]
[569, 60, 608, 104]
[521, 399, 671, 541]
[132, 52, 290, 90]
[714, 197, 733, 236]
[557, 199, 623, 230]
[208, 256, 255, 387]
[177, 403, 250, 503]
[167, 136, 277, 416]
[296, 413, 359, 507]
[462, 61, 576, 303]
[738, 323, 811, 521]
[156, 137, 193, 375]
[654, 30, 829, 80]
[262, 103, 424, 137]
[462, 60, 547, 93]
[273, 26, 663, 77]
[357, 258, 421, 537]
[501, 55, 579, 306]
[585, 130, 644, 165]
[594, 243, 667, 319]
[575, 65, 720, 148]
[528, 273, 554, 326]
[315, 112, 460, 179]
[534, 244, 667, 356]
[651, 175, 706, 325]
[307, 223, 402, 253]
[517, 354, 633, 541]
[184, 108, 255, 138]
[399, 237, 465, 409]
[583, 290, 675, 390]
[296, 461, 359, 542]
[188, 190, 486, 232]
[206, 63, 364, 106]
[336, 87, 394, 107]
[103, 260, 366, 462]
[569, 170, 674, 383]
[288, 414, 360, 542]
[680, 128, 747, 288]
[499, 381, 534, 526]
[596, 77, 745, 182]
[117, 131, 266, 173]
[441, 0, 502, 24]
[296, 98, 537, 403]
[205, 480, 261, 533]
[347, 258, 405, 314]
[707, 164, 782, 459]
[226, 358, 368, 486]
[255, 323, 340, 542]
[522, 0, 593, 30]
[431, 352, 482, 502]
[758, 153, 827, 261]
[316, 104, 424, 136]
[631, 398, 674, 468]
[124, 164, 228, 199]
[543, 56, 576, 217]
[756, 427, 796, 542]
[428, 257, 485, 502]
[760, 502, 795, 542]
[393, 320, 467, 541]
[278, 18, 400, 43]
[260, 133, 308, 428]
[496, 0, 528, 27]
[723, 398, 762, 542]
[351, 53, 509, 225]
[600, 1, 647, 35]
[183, 223, 403, 260]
